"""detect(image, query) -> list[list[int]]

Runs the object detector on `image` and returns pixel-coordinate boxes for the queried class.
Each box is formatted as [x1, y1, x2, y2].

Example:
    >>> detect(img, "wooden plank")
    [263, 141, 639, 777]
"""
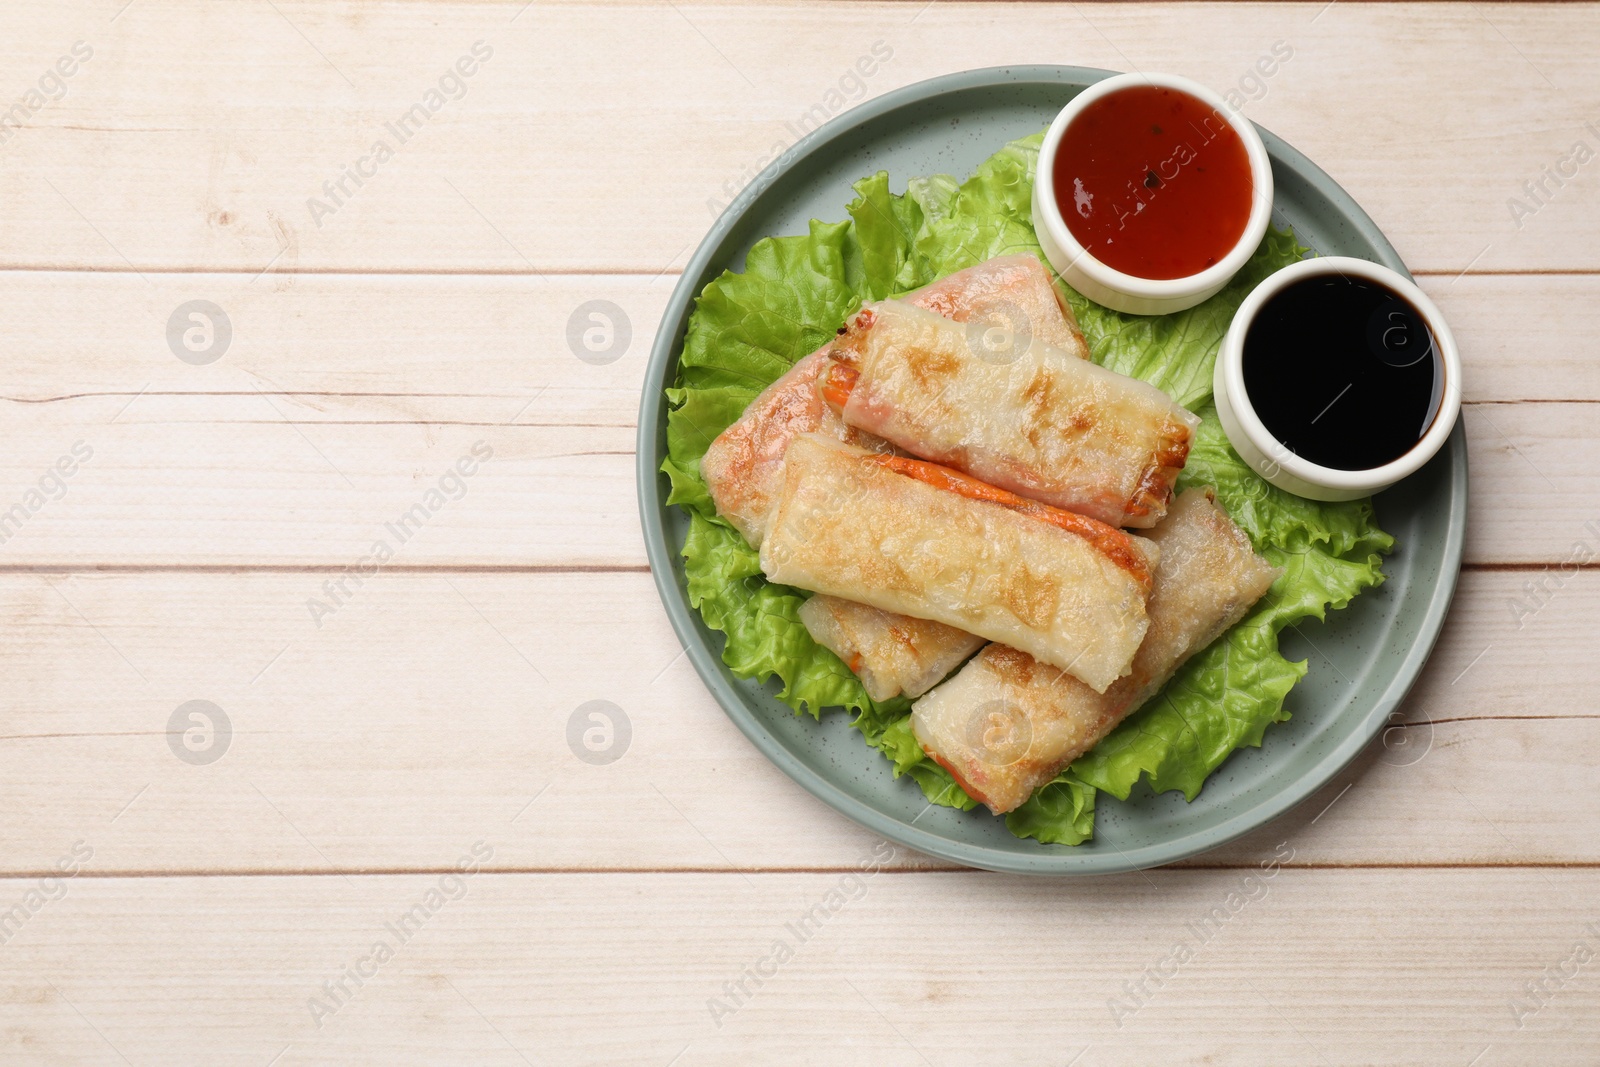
[0, 393, 1587, 565]
[0, 272, 668, 424]
[0, 272, 1590, 407]
[0, 271, 1591, 566]
[1459, 401, 1599, 566]
[0, 3, 1596, 273]
[1397, 569, 1599, 723]
[0, 869, 1594, 1064]
[0, 569, 1592, 875]
[1428, 274, 1600, 402]
[0, 2, 1591, 1060]
[0, 418, 644, 567]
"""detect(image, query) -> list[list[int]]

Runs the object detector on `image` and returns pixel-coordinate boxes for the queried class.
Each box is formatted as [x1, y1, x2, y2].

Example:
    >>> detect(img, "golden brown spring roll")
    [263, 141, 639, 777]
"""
[696, 355, 978, 702]
[797, 596, 986, 702]
[702, 255, 1083, 547]
[701, 255, 1083, 699]
[910, 489, 1281, 814]
[700, 348, 885, 548]
[903, 253, 1088, 359]
[820, 300, 1201, 528]
[761, 435, 1158, 693]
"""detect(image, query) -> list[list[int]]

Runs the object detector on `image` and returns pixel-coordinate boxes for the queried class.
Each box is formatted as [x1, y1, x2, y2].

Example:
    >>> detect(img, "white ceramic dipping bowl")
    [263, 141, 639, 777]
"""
[1213, 255, 1462, 502]
[1034, 71, 1275, 316]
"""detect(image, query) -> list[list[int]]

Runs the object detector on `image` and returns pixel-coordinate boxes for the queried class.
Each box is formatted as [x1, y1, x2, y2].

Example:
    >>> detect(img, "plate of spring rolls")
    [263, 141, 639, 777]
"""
[638, 67, 1466, 874]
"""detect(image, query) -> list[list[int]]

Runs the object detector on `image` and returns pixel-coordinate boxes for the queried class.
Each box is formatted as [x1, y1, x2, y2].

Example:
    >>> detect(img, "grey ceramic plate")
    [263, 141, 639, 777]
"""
[636, 66, 1467, 875]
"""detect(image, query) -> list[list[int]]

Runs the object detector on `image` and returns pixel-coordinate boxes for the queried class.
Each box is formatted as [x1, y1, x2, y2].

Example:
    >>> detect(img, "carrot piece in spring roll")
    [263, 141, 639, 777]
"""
[910, 488, 1281, 815]
[821, 299, 1201, 528]
[702, 255, 1084, 546]
[760, 434, 1158, 694]
[700, 348, 886, 548]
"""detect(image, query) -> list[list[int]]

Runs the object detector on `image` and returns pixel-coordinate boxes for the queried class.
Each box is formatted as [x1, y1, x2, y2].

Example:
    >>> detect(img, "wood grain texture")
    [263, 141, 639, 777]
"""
[0, 869, 1595, 1065]
[0, 271, 1592, 566]
[0, 271, 1588, 405]
[1, 0, 1597, 1061]
[0, 3, 1596, 273]
[0, 569, 1591, 874]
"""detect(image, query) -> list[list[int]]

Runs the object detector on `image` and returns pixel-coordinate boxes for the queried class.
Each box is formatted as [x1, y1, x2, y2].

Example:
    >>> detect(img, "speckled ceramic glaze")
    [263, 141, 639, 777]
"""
[636, 67, 1467, 875]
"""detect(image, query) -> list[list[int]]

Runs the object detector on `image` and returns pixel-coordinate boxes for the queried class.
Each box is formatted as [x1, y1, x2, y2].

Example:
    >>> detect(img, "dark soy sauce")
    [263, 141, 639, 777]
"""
[1242, 273, 1443, 471]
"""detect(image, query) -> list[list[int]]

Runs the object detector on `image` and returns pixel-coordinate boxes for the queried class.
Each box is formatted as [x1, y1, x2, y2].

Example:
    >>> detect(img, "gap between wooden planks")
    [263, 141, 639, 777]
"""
[0, 568, 1590, 875]
[0, 271, 1593, 566]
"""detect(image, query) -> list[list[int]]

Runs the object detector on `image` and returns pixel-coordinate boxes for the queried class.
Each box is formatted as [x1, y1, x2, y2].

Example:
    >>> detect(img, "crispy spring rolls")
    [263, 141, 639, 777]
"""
[820, 300, 1201, 528]
[904, 253, 1088, 359]
[700, 348, 886, 548]
[761, 435, 1158, 693]
[911, 489, 1281, 814]
[701, 255, 1083, 699]
[702, 255, 1083, 547]
[798, 596, 986, 702]
[696, 355, 978, 702]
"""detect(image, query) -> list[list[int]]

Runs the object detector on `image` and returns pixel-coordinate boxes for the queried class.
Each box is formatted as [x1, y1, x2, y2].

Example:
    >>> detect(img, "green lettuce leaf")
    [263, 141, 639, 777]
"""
[662, 131, 1392, 847]
[906, 136, 1046, 277]
[848, 172, 930, 299]
[1181, 406, 1395, 560]
[678, 218, 863, 393]
[1006, 774, 1098, 847]
[681, 512, 876, 718]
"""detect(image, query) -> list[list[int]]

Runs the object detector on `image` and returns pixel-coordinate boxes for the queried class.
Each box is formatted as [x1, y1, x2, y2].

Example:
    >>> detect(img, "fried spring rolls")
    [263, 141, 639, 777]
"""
[761, 435, 1158, 693]
[798, 597, 986, 702]
[696, 353, 980, 702]
[700, 348, 885, 548]
[701, 255, 1083, 700]
[702, 255, 1083, 547]
[821, 300, 1201, 528]
[911, 489, 1281, 814]
[903, 253, 1088, 359]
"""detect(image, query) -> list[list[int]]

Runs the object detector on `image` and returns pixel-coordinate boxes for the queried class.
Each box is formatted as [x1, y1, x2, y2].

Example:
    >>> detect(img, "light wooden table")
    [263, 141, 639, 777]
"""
[1, 1, 1596, 1063]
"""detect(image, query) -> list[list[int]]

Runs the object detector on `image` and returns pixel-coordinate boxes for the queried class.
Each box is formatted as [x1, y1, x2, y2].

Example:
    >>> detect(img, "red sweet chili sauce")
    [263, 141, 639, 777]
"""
[1052, 84, 1254, 281]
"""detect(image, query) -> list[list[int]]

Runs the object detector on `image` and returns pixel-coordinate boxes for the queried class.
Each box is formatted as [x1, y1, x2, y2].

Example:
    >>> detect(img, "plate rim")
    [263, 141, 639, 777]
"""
[635, 64, 1468, 875]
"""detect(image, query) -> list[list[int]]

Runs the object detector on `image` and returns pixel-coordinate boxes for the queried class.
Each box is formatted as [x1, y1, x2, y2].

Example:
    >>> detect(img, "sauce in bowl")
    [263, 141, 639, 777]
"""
[1242, 273, 1442, 471]
[1051, 84, 1255, 280]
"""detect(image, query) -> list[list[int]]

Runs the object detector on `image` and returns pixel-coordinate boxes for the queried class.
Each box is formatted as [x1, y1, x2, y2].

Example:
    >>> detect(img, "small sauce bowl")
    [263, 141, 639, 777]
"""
[1213, 256, 1463, 502]
[1034, 72, 1275, 316]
